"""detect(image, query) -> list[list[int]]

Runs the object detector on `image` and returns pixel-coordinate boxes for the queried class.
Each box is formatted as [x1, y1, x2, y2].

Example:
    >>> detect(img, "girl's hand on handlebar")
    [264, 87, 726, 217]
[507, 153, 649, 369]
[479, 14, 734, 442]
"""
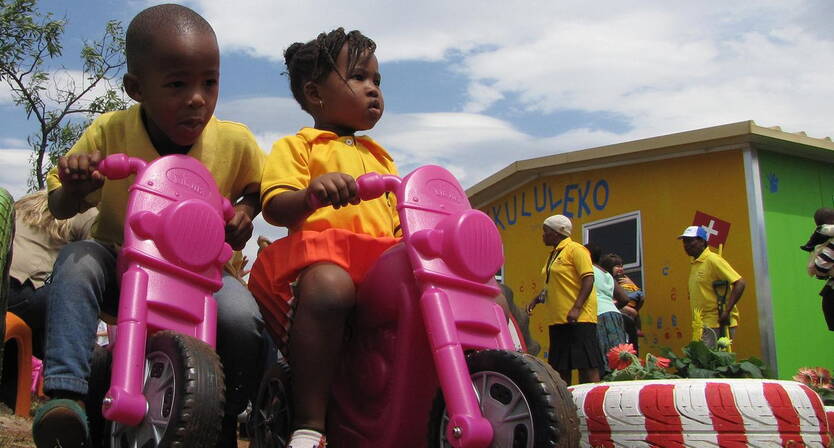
[306, 173, 360, 209]
[57, 151, 105, 197]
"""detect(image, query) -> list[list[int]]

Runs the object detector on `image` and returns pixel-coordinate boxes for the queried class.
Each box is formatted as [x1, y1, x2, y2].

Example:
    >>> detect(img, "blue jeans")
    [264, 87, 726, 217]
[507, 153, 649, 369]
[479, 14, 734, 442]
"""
[8, 278, 51, 358]
[43, 240, 264, 415]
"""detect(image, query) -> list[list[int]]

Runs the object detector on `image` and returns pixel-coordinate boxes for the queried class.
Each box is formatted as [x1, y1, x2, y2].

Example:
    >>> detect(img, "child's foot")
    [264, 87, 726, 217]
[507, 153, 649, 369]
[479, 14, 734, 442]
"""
[32, 398, 90, 448]
[288, 428, 327, 448]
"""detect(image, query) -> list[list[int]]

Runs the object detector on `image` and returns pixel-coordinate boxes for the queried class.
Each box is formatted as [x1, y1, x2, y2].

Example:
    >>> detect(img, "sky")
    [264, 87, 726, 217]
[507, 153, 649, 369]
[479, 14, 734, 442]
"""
[1, 0, 833, 267]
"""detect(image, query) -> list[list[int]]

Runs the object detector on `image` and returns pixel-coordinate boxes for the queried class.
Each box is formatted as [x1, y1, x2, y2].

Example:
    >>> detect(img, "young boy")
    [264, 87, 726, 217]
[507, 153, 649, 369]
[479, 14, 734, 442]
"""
[32, 5, 264, 447]
[801, 207, 834, 331]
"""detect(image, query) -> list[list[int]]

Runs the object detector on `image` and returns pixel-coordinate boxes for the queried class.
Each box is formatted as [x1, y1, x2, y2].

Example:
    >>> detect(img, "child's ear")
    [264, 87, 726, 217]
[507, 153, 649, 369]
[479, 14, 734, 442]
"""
[123, 73, 142, 102]
[302, 81, 322, 109]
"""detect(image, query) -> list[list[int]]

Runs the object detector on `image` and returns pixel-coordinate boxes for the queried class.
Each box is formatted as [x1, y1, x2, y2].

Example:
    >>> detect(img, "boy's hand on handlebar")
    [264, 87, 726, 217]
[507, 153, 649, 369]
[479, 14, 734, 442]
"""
[225, 208, 254, 251]
[307, 173, 360, 209]
[57, 151, 105, 196]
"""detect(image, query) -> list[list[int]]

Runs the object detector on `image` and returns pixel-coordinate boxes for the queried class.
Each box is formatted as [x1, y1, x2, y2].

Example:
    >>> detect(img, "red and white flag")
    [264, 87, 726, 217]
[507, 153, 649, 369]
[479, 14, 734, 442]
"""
[693, 211, 731, 248]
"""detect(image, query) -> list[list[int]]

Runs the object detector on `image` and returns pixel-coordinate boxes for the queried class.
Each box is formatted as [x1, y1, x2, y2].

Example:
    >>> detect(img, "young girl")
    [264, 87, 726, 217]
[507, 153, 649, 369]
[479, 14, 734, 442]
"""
[248, 28, 400, 448]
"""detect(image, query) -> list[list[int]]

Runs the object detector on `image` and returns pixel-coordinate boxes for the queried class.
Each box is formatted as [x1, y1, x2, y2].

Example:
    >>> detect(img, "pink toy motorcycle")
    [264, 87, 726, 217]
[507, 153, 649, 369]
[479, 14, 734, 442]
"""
[88, 153, 233, 447]
[248, 165, 580, 447]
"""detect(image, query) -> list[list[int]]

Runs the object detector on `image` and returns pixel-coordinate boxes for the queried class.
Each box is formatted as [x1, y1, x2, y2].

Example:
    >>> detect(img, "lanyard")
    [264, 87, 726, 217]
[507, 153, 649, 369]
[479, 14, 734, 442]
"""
[544, 248, 563, 284]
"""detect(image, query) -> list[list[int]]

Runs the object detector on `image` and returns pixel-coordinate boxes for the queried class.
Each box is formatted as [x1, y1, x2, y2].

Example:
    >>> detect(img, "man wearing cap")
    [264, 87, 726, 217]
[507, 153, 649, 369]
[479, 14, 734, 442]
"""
[528, 214, 601, 384]
[679, 225, 746, 348]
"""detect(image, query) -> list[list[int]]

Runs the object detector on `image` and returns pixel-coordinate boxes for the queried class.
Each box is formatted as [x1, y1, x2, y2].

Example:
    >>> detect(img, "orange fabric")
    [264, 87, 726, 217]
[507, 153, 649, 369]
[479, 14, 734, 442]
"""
[248, 228, 399, 351]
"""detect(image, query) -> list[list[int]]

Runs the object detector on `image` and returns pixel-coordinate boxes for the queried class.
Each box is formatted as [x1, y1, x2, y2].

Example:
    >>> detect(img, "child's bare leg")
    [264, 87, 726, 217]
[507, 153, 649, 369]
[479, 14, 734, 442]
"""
[557, 369, 572, 386]
[579, 367, 600, 383]
[290, 262, 356, 432]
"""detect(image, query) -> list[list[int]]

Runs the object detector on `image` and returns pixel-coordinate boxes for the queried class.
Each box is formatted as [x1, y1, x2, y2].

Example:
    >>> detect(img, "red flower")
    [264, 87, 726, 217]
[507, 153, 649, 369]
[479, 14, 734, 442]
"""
[795, 367, 834, 390]
[655, 356, 671, 369]
[607, 344, 637, 370]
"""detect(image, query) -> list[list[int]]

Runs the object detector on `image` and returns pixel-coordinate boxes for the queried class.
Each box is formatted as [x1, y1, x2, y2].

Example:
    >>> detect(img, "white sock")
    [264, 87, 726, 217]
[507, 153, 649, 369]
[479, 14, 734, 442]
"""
[288, 429, 326, 448]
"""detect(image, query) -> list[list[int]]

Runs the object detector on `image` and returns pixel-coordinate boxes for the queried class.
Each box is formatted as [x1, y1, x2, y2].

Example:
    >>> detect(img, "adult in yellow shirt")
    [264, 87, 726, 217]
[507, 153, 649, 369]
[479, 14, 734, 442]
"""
[679, 225, 746, 348]
[527, 214, 601, 384]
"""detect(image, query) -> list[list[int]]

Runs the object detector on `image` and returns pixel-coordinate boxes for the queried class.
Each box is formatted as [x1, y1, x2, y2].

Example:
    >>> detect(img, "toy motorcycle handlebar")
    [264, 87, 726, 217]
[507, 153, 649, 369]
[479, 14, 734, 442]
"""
[97, 153, 147, 180]
[306, 172, 402, 210]
[96, 153, 235, 222]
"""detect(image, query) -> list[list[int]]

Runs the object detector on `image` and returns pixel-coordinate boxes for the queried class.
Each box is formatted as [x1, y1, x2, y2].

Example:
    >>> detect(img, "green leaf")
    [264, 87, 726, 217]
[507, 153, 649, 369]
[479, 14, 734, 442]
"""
[688, 342, 715, 367]
[713, 351, 737, 367]
[738, 361, 763, 378]
[687, 367, 716, 378]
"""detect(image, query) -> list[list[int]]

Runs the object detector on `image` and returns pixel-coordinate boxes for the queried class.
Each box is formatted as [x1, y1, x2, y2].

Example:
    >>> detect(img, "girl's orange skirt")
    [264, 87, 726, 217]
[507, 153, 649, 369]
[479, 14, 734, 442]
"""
[248, 228, 399, 353]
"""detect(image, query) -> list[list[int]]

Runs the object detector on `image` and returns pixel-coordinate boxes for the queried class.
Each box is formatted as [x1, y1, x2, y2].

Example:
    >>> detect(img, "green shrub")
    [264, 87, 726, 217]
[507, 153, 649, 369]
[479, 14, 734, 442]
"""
[659, 341, 773, 379]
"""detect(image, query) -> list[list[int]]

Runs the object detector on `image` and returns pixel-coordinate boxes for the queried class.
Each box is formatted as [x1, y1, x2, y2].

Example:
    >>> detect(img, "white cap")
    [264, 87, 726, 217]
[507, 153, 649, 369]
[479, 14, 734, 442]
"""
[678, 225, 709, 240]
[544, 215, 572, 237]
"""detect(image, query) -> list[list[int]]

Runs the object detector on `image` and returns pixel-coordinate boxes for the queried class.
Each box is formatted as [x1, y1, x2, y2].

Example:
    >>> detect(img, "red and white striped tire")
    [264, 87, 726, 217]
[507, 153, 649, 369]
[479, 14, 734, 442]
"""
[569, 379, 831, 447]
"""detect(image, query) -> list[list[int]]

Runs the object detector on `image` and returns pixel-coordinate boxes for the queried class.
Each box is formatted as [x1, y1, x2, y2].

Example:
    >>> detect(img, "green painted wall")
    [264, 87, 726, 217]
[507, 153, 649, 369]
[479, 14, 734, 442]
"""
[759, 149, 834, 378]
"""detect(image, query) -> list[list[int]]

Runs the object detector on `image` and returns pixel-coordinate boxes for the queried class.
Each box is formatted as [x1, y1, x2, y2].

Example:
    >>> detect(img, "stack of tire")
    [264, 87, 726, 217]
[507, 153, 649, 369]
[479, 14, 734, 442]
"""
[0, 188, 14, 379]
[569, 379, 831, 447]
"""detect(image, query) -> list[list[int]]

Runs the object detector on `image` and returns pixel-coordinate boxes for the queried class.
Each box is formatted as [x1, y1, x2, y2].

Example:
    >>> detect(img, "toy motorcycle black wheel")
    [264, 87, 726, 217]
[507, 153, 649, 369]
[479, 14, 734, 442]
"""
[108, 330, 225, 448]
[86, 344, 113, 448]
[0, 187, 14, 380]
[427, 350, 580, 448]
[248, 360, 292, 448]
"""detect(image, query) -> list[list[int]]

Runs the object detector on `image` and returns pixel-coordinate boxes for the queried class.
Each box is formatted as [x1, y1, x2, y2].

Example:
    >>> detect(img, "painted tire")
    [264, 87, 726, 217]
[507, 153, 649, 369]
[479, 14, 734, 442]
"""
[0, 187, 14, 381]
[569, 379, 831, 447]
[825, 406, 834, 438]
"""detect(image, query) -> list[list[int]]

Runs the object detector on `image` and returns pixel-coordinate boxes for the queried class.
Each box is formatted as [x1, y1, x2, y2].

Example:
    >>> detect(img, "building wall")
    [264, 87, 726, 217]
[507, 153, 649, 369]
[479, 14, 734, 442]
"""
[480, 149, 762, 363]
[759, 149, 834, 378]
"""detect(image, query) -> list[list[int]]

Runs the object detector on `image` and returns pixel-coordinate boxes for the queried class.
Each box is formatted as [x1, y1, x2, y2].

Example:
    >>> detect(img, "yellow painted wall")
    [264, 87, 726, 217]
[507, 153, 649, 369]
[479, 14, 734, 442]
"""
[480, 150, 761, 361]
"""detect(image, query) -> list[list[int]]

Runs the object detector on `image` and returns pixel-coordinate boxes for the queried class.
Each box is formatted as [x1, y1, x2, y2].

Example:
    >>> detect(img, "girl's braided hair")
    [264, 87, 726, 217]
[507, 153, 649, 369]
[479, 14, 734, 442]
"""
[284, 28, 376, 112]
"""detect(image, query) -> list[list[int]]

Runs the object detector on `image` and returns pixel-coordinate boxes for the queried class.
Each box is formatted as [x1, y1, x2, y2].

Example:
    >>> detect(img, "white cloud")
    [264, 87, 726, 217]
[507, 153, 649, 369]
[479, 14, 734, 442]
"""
[1, 137, 27, 148]
[188, 0, 833, 144]
[463, 82, 504, 114]
[0, 148, 33, 200]
[0, 69, 123, 109]
[0, 82, 13, 104]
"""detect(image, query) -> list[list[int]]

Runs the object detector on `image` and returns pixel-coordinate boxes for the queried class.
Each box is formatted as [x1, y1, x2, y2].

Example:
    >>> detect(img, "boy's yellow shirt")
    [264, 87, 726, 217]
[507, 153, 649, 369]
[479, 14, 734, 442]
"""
[46, 104, 265, 247]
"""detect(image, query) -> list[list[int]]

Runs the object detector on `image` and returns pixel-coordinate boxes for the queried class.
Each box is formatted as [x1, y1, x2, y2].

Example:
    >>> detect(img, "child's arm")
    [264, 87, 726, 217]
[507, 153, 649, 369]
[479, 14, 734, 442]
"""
[612, 282, 630, 308]
[225, 188, 261, 251]
[263, 173, 359, 228]
[48, 151, 105, 219]
[719, 278, 746, 326]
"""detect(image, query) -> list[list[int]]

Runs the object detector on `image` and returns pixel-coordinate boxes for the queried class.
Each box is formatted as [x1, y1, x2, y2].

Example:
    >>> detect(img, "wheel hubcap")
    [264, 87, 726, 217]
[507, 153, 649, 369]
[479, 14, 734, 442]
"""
[438, 371, 534, 448]
[111, 351, 175, 447]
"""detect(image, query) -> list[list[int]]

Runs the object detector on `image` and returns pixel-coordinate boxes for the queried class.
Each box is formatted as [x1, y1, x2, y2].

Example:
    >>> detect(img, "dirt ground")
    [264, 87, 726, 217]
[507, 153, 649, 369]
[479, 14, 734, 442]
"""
[0, 403, 34, 448]
[0, 402, 251, 448]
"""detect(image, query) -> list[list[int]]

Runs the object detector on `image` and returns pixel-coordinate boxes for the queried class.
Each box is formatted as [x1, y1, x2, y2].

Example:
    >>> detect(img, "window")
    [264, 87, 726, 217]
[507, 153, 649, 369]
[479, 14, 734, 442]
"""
[582, 211, 644, 288]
